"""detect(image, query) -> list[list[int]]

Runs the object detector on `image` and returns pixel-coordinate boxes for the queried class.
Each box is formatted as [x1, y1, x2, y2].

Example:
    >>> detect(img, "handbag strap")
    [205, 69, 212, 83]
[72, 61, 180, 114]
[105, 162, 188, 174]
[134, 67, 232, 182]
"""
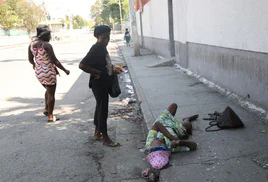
[205, 120, 223, 132]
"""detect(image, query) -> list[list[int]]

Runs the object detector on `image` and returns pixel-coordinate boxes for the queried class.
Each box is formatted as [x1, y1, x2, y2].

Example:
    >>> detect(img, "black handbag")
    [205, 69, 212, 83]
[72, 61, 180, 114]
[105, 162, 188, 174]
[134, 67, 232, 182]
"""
[109, 71, 121, 98]
[205, 106, 244, 132]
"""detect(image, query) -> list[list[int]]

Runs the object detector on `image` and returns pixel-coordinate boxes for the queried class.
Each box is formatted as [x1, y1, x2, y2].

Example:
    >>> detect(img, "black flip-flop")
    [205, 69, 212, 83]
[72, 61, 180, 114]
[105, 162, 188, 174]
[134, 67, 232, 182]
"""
[43, 111, 48, 116]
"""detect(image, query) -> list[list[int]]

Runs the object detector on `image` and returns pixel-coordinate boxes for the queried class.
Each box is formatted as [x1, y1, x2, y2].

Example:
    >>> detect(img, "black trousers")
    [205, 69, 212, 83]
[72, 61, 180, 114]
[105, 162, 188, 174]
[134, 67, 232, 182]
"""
[91, 82, 110, 133]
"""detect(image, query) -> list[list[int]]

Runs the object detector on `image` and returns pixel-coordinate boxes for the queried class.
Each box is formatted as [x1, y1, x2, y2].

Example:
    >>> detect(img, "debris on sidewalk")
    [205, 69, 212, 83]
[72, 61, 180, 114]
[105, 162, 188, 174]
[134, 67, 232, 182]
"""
[110, 64, 142, 123]
[251, 153, 268, 169]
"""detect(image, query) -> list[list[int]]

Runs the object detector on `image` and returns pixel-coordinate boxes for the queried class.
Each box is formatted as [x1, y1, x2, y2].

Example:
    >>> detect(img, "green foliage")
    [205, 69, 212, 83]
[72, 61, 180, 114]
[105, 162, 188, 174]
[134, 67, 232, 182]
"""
[63, 15, 89, 29]
[0, 0, 20, 29]
[90, 0, 129, 26]
[73, 15, 89, 29]
[17, 0, 46, 33]
[0, 0, 45, 33]
[62, 16, 70, 29]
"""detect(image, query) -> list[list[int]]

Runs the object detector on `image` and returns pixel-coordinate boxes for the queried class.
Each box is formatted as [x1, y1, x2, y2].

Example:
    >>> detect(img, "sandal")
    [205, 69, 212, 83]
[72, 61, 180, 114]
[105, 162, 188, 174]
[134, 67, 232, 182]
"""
[103, 141, 121, 147]
[47, 116, 60, 122]
[43, 111, 48, 116]
[88, 136, 103, 142]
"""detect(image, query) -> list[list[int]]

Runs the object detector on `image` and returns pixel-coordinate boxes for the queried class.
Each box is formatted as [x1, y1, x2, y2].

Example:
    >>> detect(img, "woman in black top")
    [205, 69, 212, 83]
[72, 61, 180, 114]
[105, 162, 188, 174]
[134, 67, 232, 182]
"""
[79, 25, 122, 147]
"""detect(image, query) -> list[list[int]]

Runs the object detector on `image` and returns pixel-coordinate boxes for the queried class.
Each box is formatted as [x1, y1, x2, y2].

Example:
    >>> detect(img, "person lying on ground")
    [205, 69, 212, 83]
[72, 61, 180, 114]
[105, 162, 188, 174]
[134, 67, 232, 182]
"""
[142, 103, 198, 180]
[145, 103, 199, 152]
[145, 120, 197, 169]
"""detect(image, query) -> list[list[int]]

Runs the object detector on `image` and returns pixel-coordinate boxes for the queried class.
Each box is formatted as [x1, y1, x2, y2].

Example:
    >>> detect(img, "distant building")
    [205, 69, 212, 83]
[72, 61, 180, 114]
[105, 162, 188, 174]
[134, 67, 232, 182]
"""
[39, 19, 64, 40]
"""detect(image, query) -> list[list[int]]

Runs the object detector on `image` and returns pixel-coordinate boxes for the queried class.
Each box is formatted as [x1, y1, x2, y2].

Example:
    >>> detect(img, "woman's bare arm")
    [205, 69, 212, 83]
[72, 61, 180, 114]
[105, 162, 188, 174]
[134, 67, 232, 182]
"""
[44, 43, 69, 74]
[79, 63, 102, 79]
[28, 45, 35, 69]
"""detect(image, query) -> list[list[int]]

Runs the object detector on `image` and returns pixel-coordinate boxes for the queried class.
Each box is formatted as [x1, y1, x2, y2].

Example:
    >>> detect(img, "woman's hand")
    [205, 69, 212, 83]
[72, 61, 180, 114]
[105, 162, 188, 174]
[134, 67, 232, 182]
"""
[114, 65, 123, 74]
[65, 69, 70, 75]
[93, 71, 102, 79]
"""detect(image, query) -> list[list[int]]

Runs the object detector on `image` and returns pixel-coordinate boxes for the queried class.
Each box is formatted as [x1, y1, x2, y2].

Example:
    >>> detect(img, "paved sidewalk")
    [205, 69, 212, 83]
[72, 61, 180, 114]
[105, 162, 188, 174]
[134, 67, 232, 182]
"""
[115, 37, 268, 181]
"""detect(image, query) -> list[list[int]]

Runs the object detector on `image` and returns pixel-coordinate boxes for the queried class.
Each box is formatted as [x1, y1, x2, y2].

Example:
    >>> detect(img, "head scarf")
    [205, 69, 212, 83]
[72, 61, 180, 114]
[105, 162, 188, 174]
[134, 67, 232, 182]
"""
[94, 25, 111, 38]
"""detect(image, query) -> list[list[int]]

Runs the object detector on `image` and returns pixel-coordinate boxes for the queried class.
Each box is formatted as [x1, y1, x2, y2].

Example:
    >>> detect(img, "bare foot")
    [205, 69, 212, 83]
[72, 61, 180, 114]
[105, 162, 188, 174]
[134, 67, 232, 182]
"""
[171, 140, 197, 151]
[102, 135, 121, 147]
[182, 114, 199, 122]
[141, 168, 157, 181]
[47, 116, 60, 122]
[102, 140, 121, 147]
[94, 128, 102, 140]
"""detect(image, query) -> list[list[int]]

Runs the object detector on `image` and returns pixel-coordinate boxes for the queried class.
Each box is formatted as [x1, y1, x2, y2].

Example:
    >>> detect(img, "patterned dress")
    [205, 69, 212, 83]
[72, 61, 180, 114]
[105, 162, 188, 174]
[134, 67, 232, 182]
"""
[30, 42, 57, 86]
[146, 110, 190, 152]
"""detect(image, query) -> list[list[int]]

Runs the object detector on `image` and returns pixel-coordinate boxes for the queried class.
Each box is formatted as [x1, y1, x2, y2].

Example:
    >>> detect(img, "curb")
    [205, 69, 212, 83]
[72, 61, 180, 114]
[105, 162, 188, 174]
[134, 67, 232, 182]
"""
[114, 39, 155, 134]
[124, 54, 155, 134]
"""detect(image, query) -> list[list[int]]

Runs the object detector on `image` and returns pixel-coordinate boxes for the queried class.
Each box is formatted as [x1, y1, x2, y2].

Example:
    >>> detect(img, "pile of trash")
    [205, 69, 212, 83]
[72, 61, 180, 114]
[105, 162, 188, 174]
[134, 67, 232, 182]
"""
[110, 65, 143, 122]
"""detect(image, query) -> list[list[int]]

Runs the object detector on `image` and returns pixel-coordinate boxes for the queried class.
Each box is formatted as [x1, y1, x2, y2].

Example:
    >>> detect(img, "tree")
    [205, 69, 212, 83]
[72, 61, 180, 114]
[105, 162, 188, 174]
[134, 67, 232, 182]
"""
[62, 16, 70, 29]
[16, 0, 45, 34]
[88, 20, 95, 30]
[90, 0, 104, 25]
[90, 0, 129, 26]
[0, 0, 45, 34]
[0, 0, 20, 30]
[73, 15, 88, 29]
[63, 15, 89, 30]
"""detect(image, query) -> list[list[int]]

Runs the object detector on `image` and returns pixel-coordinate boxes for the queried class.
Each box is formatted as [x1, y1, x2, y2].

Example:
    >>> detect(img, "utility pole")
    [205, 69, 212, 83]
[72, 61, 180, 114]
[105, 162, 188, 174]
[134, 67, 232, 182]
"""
[128, 0, 140, 56]
[118, 0, 123, 32]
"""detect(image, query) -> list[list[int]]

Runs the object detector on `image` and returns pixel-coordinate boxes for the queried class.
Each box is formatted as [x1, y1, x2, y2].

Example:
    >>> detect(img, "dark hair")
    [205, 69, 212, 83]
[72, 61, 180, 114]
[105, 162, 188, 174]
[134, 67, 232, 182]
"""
[94, 25, 111, 38]
[36, 25, 51, 41]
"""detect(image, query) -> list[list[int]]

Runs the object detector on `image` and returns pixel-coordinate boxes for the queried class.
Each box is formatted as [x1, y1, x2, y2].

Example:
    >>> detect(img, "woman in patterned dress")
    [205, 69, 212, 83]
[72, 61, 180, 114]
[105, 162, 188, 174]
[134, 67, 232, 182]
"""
[28, 25, 70, 122]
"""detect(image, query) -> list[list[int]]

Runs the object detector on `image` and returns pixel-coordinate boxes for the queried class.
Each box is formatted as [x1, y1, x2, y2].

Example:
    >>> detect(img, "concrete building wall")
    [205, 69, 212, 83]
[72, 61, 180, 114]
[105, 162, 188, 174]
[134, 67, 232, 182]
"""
[173, 0, 188, 67]
[136, 0, 268, 110]
[187, 0, 268, 53]
[137, 0, 170, 57]
[186, 0, 268, 110]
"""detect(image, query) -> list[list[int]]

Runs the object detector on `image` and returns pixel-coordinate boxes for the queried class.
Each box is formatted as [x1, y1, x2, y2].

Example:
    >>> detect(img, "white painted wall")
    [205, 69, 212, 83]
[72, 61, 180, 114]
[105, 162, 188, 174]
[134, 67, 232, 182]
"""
[140, 3, 152, 37]
[136, 0, 169, 40]
[173, 0, 188, 43]
[150, 0, 169, 40]
[187, 0, 268, 53]
[138, 0, 268, 53]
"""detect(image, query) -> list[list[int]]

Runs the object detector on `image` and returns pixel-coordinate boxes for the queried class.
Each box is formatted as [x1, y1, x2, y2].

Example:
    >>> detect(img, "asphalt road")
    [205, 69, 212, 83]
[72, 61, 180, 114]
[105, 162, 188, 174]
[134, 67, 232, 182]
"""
[0, 33, 147, 182]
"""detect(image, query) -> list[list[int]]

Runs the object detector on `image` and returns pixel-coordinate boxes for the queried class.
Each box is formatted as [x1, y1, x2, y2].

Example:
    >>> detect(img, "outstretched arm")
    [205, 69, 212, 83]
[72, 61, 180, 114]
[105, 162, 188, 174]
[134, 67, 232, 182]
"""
[44, 43, 69, 75]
